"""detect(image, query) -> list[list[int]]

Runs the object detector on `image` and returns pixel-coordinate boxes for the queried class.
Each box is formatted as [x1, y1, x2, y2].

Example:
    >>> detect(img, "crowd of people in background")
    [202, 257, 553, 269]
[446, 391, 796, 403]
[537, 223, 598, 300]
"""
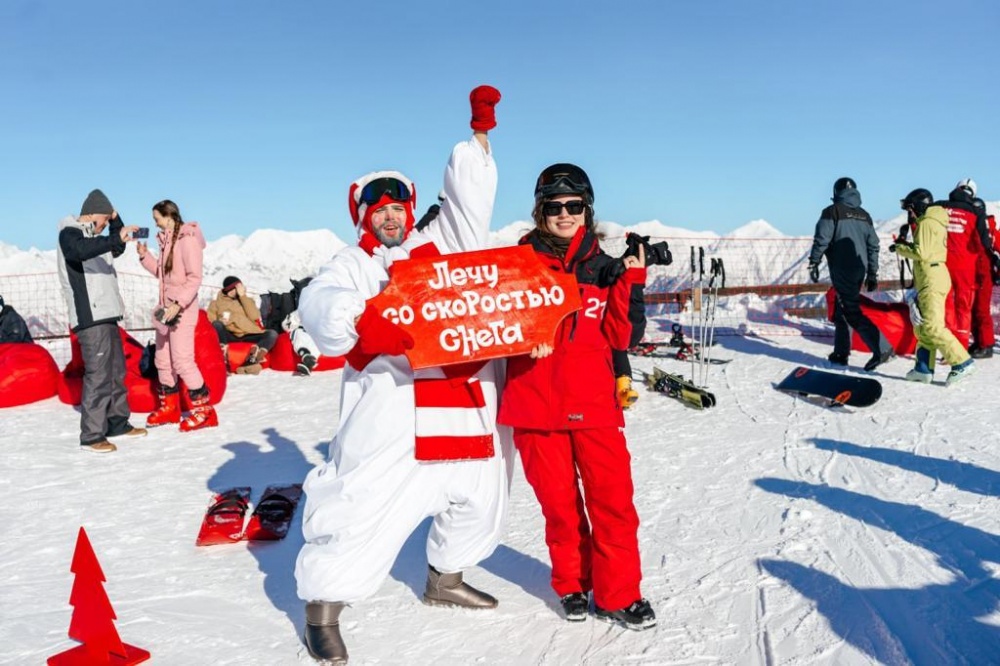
[807, 176, 998, 386]
[0, 84, 991, 664]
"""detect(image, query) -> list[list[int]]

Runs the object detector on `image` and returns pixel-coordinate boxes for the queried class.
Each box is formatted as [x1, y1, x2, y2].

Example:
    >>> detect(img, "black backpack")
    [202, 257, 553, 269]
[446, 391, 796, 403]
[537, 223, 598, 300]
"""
[259, 277, 313, 333]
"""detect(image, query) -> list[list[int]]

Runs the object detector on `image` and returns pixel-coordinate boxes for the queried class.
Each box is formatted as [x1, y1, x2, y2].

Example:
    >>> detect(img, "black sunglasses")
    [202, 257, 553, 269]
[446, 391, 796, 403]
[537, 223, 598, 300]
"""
[359, 177, 411, 206]
[542, 200, 587, 216]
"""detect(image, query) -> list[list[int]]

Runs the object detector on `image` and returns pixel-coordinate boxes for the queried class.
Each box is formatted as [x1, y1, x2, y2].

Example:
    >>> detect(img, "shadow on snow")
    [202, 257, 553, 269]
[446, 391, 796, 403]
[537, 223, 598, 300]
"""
[755, 475, 1000, 664]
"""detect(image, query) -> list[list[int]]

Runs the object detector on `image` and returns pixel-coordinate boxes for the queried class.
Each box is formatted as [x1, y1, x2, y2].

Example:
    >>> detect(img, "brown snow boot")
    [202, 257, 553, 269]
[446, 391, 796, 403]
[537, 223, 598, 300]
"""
[304, 601, 348, 664]
[422, 565, 498, 609]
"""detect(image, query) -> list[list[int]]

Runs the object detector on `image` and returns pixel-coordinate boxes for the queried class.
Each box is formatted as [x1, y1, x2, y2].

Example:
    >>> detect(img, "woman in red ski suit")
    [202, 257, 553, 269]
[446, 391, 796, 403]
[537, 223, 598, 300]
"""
[498, 163, 655, 630]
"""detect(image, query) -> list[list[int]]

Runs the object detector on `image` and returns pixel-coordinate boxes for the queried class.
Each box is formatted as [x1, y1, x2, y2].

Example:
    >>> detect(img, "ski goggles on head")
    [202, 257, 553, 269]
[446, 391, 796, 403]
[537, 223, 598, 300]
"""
[535, 164, 594, 203]
[358, 177, 411, 206]
[541, 200, 588, 216]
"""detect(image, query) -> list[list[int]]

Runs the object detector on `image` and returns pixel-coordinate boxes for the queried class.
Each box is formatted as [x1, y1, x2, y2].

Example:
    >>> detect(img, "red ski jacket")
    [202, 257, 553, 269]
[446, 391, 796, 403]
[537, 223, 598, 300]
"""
[499, 227, 646, 431]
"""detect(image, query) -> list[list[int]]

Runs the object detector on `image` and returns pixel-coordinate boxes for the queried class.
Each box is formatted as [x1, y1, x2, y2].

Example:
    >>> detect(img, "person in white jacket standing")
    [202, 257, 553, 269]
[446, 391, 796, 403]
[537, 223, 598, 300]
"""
[295, 86, 509, 664]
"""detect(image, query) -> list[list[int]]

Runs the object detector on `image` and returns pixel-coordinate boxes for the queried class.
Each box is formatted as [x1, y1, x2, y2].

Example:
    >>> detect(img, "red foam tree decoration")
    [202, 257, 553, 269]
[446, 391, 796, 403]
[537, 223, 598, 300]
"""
[48, 527, 150, 665]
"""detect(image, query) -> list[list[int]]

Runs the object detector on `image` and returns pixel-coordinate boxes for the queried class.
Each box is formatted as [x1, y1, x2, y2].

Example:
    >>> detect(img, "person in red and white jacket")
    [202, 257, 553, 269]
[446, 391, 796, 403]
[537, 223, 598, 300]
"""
[498, 163, 656, 631]
[938, 179, 997, 348]
[293, 86, 509, 664]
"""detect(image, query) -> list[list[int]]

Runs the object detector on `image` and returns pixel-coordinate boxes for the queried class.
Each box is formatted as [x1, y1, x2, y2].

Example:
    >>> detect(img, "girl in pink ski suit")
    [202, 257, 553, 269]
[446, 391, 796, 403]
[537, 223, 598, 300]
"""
[138, 200, 216, 431]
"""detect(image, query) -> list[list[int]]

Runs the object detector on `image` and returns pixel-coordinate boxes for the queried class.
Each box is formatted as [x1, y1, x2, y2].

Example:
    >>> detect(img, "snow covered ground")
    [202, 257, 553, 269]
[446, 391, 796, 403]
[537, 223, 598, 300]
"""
[4, 329, 1000, 665]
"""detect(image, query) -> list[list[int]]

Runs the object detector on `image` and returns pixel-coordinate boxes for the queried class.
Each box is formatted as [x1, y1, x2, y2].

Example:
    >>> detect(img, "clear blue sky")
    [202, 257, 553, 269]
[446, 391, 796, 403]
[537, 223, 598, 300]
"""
[2, 0, 997, 251]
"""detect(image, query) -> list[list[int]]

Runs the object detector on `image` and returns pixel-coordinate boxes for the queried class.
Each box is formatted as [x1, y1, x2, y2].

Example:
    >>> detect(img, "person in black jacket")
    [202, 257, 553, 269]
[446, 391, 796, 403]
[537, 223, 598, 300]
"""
[0, 295, 33, 343]
[56, 189, 146, 453]
[808, 177, 895, 371]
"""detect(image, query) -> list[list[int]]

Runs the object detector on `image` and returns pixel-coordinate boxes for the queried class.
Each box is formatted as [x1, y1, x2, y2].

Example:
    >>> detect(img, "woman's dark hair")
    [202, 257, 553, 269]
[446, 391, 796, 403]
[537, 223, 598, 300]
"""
[153, 200, 185, 275]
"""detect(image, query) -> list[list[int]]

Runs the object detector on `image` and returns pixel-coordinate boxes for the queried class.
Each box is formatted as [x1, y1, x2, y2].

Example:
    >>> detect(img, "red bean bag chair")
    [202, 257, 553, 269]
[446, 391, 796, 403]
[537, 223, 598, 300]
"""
[180, 310, 228, 409]
[58, 327, 158, 412]
[59, 311, 227, 412]
[266, 331, 345, 372]
[225, 340, 270, 373]
[825, 288, 917, 355]
[0, 342, 60, 407]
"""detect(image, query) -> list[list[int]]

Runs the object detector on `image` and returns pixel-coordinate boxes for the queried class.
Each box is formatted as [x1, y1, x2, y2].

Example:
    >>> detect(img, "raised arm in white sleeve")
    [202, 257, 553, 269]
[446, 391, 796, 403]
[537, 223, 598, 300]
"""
[421, 137, 497, 254]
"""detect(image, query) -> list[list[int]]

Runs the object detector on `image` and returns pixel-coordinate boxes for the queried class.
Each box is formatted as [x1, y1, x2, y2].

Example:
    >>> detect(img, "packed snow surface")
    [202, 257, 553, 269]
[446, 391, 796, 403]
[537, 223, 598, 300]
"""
[4, 331, 999, 665]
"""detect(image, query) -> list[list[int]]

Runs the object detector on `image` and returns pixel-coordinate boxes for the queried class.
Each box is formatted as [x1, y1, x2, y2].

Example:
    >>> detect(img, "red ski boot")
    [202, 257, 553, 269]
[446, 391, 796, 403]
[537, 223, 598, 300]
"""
[180, 387, 218, 432]
[146, 385, 181, 427]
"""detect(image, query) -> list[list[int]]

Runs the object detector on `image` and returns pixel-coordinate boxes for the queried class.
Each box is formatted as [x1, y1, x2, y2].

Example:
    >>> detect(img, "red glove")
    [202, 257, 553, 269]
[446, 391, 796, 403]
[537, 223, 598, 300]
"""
[470, 85, 501, 132]
[354, 304, 414, 357]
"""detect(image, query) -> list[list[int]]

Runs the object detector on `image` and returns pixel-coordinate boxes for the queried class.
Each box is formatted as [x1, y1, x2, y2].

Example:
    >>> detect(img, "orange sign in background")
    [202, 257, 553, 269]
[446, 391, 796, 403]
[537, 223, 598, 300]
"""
[368, 245, 581, 369]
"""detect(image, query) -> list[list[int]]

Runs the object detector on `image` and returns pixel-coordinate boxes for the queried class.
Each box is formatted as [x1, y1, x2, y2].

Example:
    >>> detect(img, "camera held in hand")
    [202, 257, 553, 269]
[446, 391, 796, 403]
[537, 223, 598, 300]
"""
[134, 227, 150, 239]
[625, 233, 673, 266]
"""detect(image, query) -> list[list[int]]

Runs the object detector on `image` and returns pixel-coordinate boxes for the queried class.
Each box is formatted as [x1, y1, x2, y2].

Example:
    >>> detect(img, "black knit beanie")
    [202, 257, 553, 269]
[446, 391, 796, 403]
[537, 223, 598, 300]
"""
[80, 189, 113, 216]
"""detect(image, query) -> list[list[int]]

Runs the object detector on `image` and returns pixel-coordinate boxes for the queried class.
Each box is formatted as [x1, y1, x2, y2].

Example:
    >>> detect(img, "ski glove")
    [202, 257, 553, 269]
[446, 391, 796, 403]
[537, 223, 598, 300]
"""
[905, 291, 923, 328]
[354, 304, 414, 357]
[470, 85, 501, 131]
[865, 275, 879, 292]
[808, 263, 820, 283]
[616, 376, 639, 410]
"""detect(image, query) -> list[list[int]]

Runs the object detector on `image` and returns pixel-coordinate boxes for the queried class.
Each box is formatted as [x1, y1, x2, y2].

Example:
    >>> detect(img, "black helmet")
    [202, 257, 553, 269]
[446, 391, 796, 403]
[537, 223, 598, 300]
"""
[901, 188, 934, 216]
[534, 163, 594, 204]
[833, 177, 857, 197]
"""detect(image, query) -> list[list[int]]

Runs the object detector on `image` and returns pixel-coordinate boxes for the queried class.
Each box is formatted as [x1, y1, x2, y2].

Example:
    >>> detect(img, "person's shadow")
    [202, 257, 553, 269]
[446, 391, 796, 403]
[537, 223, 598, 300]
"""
[811, 437, 1000, 497]
[716, 333, 820, 367]
[755, 477, 1000, 663]
[206, 427, 317, 634]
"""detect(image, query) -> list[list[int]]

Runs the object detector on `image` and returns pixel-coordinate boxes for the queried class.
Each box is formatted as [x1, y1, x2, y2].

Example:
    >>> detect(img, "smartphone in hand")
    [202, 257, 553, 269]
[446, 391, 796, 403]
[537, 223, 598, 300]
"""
[134, 227, 150, 239]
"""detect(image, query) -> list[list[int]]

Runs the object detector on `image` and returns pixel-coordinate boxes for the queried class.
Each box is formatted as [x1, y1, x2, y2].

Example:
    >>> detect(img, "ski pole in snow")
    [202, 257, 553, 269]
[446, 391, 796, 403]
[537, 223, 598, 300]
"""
[703, 257, 725, 381]
[696, 247, 706, 385]
[690, 246, 697, 383]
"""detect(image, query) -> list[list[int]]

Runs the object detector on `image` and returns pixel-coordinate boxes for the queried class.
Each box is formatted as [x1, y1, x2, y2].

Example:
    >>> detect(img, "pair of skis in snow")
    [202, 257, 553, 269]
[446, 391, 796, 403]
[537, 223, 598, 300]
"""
[638, 367, 717, 410]
[196, 484, 303, 546]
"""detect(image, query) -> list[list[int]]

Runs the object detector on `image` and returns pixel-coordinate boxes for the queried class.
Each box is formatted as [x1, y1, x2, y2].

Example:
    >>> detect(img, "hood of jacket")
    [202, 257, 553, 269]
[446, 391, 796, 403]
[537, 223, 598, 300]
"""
[157, 222, 207, 249]
[833, 188, 862, 208]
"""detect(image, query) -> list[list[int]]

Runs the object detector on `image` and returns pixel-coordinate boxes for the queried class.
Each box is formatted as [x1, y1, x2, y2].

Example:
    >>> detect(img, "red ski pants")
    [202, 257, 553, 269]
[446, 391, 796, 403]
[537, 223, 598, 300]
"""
[946, 259, 976, 349]
[513, 426, 642, 611]
[971, 252, 996, 349]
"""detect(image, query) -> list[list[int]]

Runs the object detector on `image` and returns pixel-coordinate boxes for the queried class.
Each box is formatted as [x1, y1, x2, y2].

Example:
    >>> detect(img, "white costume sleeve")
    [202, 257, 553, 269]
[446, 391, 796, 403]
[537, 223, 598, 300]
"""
[297, 246, 387, 357]
[421, 137, 497, 254]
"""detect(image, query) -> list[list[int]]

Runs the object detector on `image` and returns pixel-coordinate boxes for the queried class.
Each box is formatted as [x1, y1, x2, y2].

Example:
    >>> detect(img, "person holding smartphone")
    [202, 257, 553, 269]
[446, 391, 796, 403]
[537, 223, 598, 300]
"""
[137, 199, 217, 431]
[57, 188, 146, 452]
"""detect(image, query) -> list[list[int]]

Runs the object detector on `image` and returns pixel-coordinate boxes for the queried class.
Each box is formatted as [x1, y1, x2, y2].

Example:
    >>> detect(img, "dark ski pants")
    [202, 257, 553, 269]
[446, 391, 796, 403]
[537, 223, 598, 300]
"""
[513, 426, 642, 612]
[77, 322, 131, 446]
[211, 321, 278, 350]
[831, 278, 890, 357]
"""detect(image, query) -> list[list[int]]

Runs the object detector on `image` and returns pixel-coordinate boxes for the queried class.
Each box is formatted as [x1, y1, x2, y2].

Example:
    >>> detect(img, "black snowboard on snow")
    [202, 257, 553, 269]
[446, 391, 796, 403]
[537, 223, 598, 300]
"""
[776, 366, 882, 408]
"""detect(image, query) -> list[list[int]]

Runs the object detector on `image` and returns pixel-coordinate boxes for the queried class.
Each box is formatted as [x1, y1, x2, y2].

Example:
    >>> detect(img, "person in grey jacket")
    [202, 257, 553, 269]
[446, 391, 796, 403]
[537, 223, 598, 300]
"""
[57, 189, 147, 453]
[808, 177, 895, 372]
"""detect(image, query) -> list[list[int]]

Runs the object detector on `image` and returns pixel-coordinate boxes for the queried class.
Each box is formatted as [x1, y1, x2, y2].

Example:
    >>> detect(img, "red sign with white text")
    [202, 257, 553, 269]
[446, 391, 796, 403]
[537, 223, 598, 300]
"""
[368, 245, 581, 369]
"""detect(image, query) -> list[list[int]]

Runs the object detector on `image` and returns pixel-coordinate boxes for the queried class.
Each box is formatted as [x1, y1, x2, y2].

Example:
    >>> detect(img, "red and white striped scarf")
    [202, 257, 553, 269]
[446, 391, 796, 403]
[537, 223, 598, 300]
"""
[351, 236, 495, 462]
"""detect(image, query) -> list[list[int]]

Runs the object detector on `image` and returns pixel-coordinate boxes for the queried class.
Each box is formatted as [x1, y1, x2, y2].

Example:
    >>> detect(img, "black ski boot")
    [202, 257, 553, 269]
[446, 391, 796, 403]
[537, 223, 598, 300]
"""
[422, 565, 497, 609]
[864, 349, 895, 372]
[970, 345, 993, 359]
[304, 601, 348, 664]
[593, 598, 657, 631]
[827, 351, 849, 367]
[560, 592, 590, 622]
